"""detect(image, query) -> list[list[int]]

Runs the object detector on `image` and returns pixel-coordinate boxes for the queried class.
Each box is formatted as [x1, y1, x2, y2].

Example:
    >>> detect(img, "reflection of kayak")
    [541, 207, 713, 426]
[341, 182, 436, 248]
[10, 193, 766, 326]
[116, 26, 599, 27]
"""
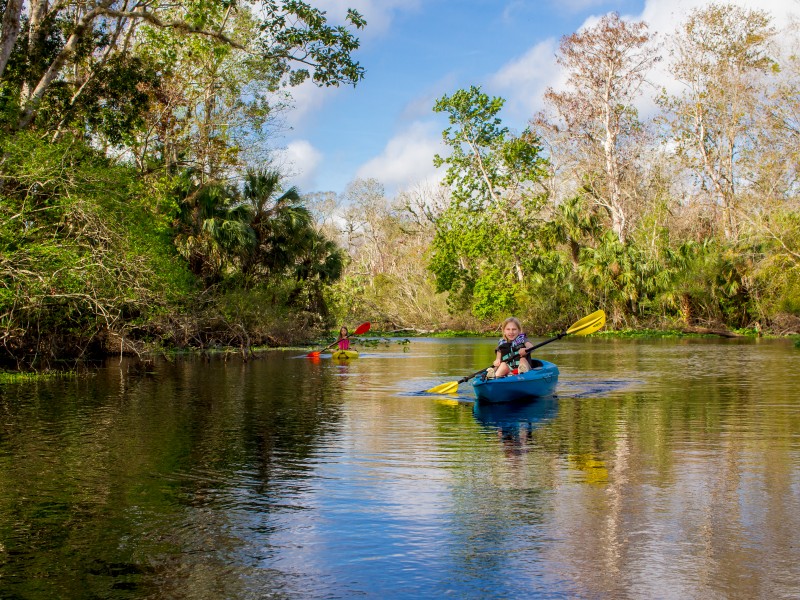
[332, 349, 359, 359]
[472, 360, 559, 403]
[473, 396, 558, 427]
[473, 396, 558, 451]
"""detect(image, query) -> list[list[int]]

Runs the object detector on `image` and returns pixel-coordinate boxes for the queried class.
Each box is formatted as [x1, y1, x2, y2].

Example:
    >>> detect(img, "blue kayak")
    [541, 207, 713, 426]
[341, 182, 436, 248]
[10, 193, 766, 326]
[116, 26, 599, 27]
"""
[472, 359, 559, 403]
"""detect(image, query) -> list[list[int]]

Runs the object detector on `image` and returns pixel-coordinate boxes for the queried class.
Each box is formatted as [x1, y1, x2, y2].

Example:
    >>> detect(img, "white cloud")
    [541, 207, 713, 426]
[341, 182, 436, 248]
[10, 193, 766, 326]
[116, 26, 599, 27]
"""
[488, 0, 800, 126]
[640, 0, 799, 33]
[283, 79, 342, 130]
[354, 121, 445, 195]
[317, 0, 422, 37]
[275, 140, 323, 191]
[488, 39, 562, 125]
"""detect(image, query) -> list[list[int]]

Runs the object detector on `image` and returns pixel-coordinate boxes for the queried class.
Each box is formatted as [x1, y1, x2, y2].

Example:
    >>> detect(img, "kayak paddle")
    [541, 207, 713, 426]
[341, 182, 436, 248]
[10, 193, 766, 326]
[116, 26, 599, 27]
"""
[306, 322, 371, 358]
[426, 310, 606, 394]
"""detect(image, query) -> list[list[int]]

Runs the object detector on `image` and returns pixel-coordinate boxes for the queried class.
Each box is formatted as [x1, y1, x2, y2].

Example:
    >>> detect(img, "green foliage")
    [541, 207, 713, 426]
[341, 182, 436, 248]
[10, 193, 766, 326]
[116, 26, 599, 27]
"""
[257, 1, 366, 87]
[0, 130, 346, 365]
[433, 86, 548, 209]
[0, 0, 367, 366]
[0, 131, 196, 367]
[166, 166, 345, 310]
[429, 86, 550, 319]
[750, 210, 800, 318]
[471, 269, 520, 319]
[170, 172, 254, 283]
[37, 55, 157, 144]
[0, 370, 75, 384]
[209, 286, 301, 347]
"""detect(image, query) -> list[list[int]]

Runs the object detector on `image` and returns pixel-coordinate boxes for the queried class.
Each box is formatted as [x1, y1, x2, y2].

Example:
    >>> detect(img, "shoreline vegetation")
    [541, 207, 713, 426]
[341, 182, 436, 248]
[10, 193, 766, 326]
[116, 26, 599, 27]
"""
[3, 326, 791, 385]
[2, 3, 799, 374]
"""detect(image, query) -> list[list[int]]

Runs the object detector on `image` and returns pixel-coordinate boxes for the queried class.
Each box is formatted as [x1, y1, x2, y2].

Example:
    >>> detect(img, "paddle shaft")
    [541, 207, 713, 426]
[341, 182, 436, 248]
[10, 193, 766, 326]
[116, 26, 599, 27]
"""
[528, 332, 566, 352]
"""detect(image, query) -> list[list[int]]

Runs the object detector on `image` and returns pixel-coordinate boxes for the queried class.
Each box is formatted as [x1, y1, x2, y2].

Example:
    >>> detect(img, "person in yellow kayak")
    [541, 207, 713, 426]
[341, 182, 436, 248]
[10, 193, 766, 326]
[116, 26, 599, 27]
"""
[337, 326, 351, 351]
[486, 317, 535, 379]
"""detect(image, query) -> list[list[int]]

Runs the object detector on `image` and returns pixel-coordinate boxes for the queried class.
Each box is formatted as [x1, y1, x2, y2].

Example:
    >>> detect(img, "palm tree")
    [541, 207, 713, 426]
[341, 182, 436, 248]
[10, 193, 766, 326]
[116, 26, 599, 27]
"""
[240, 168, 304, 279]
[173, 169, 255, 284]
[289, 229, 345, 315]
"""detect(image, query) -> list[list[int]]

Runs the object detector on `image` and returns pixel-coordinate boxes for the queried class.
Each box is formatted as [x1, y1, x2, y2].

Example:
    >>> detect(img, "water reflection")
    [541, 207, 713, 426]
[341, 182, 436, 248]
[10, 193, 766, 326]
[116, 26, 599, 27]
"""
[1, 339, 799, 599]
[473, 397, 559, 451]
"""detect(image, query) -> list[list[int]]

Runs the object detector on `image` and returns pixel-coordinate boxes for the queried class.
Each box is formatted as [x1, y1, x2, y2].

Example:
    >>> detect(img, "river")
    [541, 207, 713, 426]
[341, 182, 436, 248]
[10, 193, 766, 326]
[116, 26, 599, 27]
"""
[1, 336, 799, 599]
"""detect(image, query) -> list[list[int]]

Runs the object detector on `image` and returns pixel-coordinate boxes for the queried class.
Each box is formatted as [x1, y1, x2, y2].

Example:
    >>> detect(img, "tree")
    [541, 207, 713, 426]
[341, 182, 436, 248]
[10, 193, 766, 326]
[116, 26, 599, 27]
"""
[284, 217, 345, 318]
[750, 39, 800, 205]
[0, 0, 23, 78]
[1, 1, 365, 138]
[0, 130, 194, 367]
[658, 3, 776, 241]
[433, 86, 546, 212]
[327, 181, 457, 331]
[430, 86, 549, 317]
[341, 178, 393, 276]
[240, 168, 302, 279]
[537, 12, 659, 244]
[171, 173, 254, 284]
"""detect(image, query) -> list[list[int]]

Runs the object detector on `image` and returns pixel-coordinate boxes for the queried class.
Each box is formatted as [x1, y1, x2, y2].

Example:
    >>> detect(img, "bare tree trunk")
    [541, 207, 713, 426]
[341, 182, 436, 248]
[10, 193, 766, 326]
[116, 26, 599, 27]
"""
[20, 0, 50, 104]
[0, 0, 23, 79]
[603, 71, 626, 244]
[18, 1, 115, 130]
[52, 5, 133, 141]
[467, 137, 501, 205]
[696, 104, 736, 240]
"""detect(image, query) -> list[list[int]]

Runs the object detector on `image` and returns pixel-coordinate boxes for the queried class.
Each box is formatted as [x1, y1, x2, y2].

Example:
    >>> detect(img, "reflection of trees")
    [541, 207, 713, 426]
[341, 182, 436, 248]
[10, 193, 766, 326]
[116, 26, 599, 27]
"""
[435, 340, 800, 598]
[531, 349, 800, 598]
[1, 340, 799, 597]
[0, 353, 347, 597]
[473, 398, 559, 461]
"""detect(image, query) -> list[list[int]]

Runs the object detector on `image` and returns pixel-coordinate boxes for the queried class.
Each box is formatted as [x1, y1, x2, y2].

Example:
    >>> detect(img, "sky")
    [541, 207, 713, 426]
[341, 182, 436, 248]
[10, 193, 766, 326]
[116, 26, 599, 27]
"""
[274, 0, 799, 199]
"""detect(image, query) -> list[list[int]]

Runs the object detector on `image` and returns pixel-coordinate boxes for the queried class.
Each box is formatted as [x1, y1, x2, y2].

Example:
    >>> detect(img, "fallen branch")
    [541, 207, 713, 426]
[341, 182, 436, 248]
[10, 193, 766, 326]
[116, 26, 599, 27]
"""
[681, 326, 742, 338]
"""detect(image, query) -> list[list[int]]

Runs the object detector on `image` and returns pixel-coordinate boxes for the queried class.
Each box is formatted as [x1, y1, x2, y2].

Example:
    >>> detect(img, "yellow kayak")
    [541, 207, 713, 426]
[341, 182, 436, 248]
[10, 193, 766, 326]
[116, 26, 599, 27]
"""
[331, 349, 359, 360]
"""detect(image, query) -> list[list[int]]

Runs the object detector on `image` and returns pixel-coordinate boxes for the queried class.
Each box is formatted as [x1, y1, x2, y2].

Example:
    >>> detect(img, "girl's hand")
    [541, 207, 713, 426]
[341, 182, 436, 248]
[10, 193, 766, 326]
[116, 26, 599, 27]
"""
[519, 347, 526, 356]
[493, 359, 500, 368]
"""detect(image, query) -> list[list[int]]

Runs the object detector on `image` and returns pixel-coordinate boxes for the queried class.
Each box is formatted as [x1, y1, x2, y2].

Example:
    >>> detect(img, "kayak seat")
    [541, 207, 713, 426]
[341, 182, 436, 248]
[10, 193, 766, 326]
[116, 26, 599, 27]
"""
[528, 359, 544, 369]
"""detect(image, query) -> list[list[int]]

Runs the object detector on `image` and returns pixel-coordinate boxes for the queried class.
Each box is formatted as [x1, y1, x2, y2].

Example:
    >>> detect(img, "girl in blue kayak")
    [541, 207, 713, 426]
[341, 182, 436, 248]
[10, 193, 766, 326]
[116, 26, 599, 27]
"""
[487, 317, 535, 378]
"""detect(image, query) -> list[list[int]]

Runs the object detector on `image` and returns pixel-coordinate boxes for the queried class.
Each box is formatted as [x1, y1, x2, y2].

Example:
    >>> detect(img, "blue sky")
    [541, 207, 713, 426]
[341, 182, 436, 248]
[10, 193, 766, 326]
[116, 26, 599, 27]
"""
[276, 0, 794, 198]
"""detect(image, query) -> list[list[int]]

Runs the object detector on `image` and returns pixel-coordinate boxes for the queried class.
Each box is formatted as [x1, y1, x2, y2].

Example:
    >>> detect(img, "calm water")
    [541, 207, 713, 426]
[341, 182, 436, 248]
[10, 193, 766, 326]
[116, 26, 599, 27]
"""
[1, 337, 799, 599]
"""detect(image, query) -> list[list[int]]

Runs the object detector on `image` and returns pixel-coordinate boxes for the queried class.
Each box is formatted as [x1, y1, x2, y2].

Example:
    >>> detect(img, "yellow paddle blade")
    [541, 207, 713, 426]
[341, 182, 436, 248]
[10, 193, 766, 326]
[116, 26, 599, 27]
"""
[575, 317, 604, 336]
[567, 309, 606, 336]
[426, 380, 459, 394]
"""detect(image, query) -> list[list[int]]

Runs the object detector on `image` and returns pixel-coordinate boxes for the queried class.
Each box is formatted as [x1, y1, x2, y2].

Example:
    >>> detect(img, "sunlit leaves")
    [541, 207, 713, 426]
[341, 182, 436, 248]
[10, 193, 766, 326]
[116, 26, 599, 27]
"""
[433, 86, 546, 209]
[257, 0, 365, 87]
[429, 86, 550, 318]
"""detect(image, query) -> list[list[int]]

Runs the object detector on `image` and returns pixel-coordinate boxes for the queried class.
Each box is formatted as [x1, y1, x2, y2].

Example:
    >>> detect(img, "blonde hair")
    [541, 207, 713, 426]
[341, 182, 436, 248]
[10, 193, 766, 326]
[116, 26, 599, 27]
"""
[501, 317, 522, 330]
